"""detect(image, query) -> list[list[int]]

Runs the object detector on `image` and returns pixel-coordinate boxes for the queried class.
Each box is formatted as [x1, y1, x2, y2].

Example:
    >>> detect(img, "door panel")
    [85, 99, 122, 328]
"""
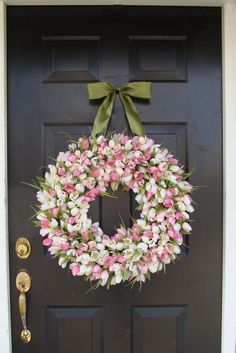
[8, 6, 222, 353]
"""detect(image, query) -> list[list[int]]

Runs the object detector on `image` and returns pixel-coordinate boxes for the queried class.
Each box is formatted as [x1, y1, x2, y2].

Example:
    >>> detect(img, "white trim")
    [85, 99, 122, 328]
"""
[222, 4, 236, 353]
[0, 2, 11, 353]
[0, 3, 236, 353]
[2, 0, 236, 6]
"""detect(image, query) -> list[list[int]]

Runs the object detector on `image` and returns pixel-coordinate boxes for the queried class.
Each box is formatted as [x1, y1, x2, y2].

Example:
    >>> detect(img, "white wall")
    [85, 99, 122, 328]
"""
[0, 2, 11, 353]
[222, 3, 236, 353]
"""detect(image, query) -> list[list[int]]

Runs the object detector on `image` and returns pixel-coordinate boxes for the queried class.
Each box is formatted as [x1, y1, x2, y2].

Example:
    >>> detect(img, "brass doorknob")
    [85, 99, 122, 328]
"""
[16, 271, 32, 343]
[15, 237, 31, 259]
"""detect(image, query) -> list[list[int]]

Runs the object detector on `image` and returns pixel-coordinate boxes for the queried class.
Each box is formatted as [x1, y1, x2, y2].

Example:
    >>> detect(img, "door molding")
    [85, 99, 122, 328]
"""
[1, 2, 235, 353]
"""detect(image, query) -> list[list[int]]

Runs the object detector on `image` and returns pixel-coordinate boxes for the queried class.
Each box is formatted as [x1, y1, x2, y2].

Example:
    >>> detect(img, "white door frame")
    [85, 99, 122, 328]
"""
[0, 2, 235, 353]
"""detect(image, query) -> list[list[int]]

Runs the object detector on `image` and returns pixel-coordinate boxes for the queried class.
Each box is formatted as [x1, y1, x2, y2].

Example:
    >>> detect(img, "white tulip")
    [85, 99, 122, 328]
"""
[137, 243, 148, 252]
[65, 161, 72, 167]
[50, 218, 58, 228]
[75, 184, 85, 193]
[115, 272, 122, 284]
[148, 263, 158, 273]
[183, 195, 191, 205]
[142, 236, 150, 244]
[48, 164, 57, 175]
[71, 207, 79, 216]
[97, 243, 105, 251]
[116, 167, 124, 176]
[169, 165, 179, 172]
[67, 201, 76, 209]
[173, 223, 181, 232]
[177, 201, 186, 212]
[139, 136, 146, 144]
[109, 140, 115, 148]
[160, 188, 166, 198]
[97, 135, 103, 144]
[186, 204, 194, 213]
[91, 251, 99, 261]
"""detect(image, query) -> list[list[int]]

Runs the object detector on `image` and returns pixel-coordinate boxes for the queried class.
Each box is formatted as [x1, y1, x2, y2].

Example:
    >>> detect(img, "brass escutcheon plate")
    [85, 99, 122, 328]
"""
[16, 271, 31, 293]
[21, 329, 31, 343]
[15, 237, 31, 259]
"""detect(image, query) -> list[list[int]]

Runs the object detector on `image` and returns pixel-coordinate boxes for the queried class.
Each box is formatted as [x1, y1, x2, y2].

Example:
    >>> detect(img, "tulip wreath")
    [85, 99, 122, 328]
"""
[35, 82, 194, 288]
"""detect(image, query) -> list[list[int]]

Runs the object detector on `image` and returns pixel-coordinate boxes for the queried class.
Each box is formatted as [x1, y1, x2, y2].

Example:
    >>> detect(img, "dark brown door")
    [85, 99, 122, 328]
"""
[8, 6, 222, 353]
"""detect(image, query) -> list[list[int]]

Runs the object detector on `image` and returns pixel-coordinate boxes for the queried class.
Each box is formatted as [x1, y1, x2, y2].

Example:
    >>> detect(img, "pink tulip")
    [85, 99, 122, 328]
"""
[60, 242, 70, 251]
[100, 270, 109, 281]
[144, 150, 152, 161]
[42, 238, 53, 246]
[84, 187, 100, 201]
[68, 217, 75, 224]
[167, 188, 178, 196]
[175, 212, 183, 220]
[115, 152, 123, 160]
[160, 251, 170, 263]
[167, 216, 176, 225]
[134, 171, 144, 181]
[104, 173, 110, 182]
[159, 162, 167, 172]
[70, 263, 80, 276]
[175, 232, 183, 242]
[168, 229, 176, 238]
[54, 229, 63, 236]
[93, 265, 101, 273]
[73, 169, 81, 177]
[83, 158, 91, 166]
[49, 208, 59, 217]
[80, 243, 88, 251]
[150, 166, 162, 180]
[82, 232, 89, 241]
[143, 230, 153, 238]
[69, 153, 77, 162]
[111, 172, 120, 181]
[92, 168, 100, 178]
[139, 264, 148, 274]
[117, 256, 126, 263]
[163, 198, 174, 208]
[88, 240, 96, 249]
[64, 184, 75, 193]
[82, 139, 89, 150]
[49, 189, 57, 197]
[134, 156, 143, 164]
[120, 135, 129, 144]
[58, 167, 66, 176]
[170, 158, 178, 165]
[112, 234, 122, 242]
[104, 256, 116, 267]
[41, 219, 49, 228]
[107, 160, 115, 168]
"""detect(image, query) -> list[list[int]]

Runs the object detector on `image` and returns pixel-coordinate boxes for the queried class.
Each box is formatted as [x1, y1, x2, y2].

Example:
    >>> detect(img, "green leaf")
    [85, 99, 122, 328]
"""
[123, 269, 131, 281]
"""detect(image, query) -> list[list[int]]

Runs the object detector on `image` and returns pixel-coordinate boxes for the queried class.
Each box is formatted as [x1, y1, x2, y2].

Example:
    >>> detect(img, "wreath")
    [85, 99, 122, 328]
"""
[34, 82, 194, 288]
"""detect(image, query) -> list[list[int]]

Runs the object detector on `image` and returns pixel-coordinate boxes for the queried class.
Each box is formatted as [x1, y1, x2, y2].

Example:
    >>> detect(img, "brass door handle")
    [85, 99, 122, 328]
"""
[16, 271, 31, 343]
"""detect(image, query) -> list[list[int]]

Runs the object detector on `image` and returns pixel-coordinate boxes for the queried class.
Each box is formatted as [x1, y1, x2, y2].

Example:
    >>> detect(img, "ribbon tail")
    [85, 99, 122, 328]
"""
[91, 92, 116, 137]
[119, 93, 146, 137]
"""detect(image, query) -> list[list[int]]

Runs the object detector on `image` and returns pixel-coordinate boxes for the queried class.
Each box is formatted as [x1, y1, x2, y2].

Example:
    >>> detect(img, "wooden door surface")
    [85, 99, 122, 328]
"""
[8, 6, 222, 353]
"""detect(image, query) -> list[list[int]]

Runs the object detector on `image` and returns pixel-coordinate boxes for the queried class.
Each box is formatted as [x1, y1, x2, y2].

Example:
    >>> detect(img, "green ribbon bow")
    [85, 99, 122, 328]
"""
[87, 81, 152, 137]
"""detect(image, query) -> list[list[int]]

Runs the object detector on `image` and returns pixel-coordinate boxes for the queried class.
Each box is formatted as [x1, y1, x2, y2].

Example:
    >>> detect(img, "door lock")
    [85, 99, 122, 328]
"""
[15, 237, 31, 259]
